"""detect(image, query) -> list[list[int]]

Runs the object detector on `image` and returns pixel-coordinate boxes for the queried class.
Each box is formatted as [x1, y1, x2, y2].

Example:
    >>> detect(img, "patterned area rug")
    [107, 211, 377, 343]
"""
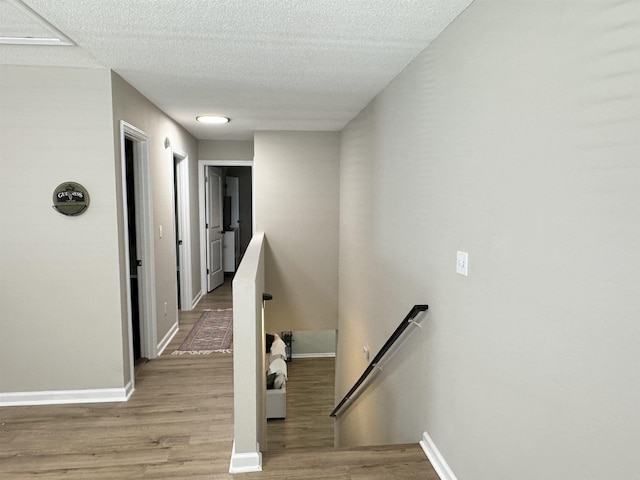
[172, 308, 233, 355]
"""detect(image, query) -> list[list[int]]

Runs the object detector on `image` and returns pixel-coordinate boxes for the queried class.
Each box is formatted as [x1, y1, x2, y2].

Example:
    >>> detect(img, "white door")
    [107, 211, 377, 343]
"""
[205, 167, 224, 291]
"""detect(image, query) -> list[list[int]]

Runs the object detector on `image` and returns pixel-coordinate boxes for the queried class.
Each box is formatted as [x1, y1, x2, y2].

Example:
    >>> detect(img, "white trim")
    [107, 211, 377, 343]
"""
[157, 321, 179, 356]
[191, 289, 203, 309]
[124, 380, 134, 400]
[120, 121, 157, 373]
[292, 352, 336, 359]
[172, 148, 193, 311]
[229, 440, 262, 474]
[420, 431, 458, 480]
[198, 159, 253, 296]
[201, 160, 254, 167]
[0, 385, 132, 407]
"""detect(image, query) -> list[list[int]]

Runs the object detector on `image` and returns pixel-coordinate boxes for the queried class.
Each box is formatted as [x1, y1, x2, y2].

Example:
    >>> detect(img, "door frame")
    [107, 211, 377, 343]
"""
[172, 148, 193, 310]
[120, 121, 158, 380]
[198, 159, 253, 296]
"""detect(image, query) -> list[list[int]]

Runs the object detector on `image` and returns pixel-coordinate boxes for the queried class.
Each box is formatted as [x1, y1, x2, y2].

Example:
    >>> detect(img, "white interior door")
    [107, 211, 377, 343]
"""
[205, 167, 224, 292]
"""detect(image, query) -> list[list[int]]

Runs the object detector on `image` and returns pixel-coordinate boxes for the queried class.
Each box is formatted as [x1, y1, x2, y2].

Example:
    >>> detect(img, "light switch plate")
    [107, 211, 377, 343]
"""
[456, 251, 468, 276]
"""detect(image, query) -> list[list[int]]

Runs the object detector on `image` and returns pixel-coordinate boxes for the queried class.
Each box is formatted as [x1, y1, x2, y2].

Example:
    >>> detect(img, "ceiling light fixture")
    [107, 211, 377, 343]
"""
[196, 115, 230, 124]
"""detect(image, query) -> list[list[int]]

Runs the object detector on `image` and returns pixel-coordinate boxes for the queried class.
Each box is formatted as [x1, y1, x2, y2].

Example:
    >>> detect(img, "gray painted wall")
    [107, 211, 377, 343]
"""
[254, 131, 340, 332]
[0, 66, 125, 393]
[0, 66, 201, 398]
[199, 140, 254, 161]
[336, 0, 640, 478]
[111, 73, 200, 359]
[290, 330, 336, 357]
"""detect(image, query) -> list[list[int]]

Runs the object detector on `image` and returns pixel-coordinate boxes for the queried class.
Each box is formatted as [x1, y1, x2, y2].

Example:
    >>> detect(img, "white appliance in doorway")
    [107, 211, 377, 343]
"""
[223, 176, 240, 273]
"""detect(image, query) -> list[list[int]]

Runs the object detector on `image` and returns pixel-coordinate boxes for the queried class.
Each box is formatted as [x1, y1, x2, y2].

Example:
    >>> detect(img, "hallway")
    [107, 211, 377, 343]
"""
[0, 280, 436, 479]
[1, 283, 236, 478]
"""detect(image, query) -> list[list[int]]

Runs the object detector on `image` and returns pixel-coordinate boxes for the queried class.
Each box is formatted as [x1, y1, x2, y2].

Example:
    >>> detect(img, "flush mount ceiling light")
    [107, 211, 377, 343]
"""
[196, 115, 230, 124]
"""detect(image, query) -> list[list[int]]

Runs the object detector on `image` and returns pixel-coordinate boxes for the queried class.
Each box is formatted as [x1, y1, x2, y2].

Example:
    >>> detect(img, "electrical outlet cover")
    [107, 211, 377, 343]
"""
[456, 251, 468, 276]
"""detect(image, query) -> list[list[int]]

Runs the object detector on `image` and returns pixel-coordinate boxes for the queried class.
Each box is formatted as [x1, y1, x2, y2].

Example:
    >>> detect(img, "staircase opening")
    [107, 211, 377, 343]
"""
[266, 356, 335, 450]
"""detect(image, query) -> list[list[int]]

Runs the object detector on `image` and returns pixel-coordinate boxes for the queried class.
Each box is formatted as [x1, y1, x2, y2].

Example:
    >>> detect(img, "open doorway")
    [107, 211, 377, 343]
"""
[224, 166, 253, 259]
[172, 149, 192, 310]
[199, 160, 253, 295]
[120, 121, 158, 382]
[124, 138, 142, 363]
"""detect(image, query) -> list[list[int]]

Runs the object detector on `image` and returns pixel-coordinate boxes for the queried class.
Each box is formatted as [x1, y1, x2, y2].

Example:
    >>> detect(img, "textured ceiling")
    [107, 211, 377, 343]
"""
[1, 0, 473, 140]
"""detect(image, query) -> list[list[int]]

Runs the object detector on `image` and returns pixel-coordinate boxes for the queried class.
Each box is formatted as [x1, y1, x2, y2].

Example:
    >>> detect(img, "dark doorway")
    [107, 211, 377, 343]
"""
[125, 138, 142, 363]
[223, 166, 253, 260]
[173, 154, 181, 310]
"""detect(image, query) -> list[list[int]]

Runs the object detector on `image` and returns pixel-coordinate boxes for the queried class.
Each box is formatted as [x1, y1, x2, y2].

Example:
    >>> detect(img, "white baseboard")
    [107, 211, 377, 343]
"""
[229, 440, 262, 474]
[191, 290, 203, 310]
[124, 380, 134, 400]
[157, 321, 179, 356]
[420, 431, 458, 480]
[0, 385, 131, 407]
[292, 352, 336, 359]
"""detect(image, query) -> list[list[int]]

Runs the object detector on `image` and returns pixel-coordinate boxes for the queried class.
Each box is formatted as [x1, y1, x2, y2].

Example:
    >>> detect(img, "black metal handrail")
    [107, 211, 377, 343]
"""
[330, 304, 428, 418]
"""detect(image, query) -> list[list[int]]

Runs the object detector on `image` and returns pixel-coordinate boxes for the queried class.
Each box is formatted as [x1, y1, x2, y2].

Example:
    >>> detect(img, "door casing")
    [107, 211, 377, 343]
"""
[120, 121, 158, 386]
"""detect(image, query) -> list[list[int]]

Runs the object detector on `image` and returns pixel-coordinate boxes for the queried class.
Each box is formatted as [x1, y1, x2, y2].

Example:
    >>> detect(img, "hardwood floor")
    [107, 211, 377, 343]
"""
[267, 357, 336, 451]
[245, 444, 439, 480]
[0, 278, 438, 479]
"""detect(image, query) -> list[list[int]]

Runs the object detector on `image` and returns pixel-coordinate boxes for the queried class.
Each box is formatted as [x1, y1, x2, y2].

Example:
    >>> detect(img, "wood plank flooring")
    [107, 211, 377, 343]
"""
[245, 445, 439, 480]
[267, 357, 335, 451]
[0, 278, 438, 479]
